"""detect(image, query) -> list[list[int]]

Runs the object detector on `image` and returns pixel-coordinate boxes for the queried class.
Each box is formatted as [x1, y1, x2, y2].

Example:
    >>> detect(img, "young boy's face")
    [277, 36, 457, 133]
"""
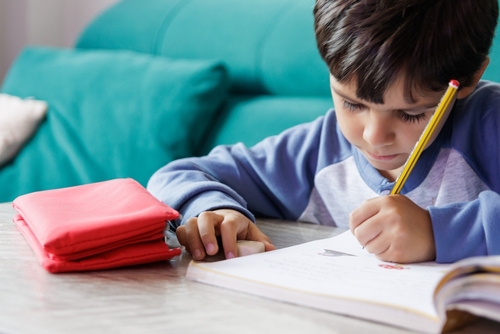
[330, 74, 446, 181]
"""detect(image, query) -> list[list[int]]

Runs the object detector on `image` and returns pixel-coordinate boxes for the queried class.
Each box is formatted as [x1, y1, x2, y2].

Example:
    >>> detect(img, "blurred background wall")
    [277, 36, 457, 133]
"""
[0, 0, 119, 84]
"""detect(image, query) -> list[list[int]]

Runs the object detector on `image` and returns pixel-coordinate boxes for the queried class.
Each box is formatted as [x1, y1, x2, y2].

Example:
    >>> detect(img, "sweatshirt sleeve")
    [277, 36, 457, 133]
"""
[430, 190, 500, 263]
[430, 81, 500, 263]
[147, 114, 335, 226]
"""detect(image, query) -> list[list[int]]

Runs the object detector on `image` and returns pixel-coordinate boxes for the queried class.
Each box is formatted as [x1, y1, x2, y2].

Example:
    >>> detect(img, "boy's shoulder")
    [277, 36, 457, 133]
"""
[476, 79, 500, 91]
[457, 80, 500, 119]
[450, 80, 500, 147]
[469, 80, 500, 102]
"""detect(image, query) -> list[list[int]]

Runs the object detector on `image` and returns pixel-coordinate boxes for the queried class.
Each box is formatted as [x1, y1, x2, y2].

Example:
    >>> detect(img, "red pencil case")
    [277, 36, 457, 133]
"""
[12, 178, 181, 273]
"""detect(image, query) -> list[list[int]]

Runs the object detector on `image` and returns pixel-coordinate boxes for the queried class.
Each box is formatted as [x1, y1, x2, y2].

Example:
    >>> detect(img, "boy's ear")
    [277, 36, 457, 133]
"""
[457, 57, 490, 99]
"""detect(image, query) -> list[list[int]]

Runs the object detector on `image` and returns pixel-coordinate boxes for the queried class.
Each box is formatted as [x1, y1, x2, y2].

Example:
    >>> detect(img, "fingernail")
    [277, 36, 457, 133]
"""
[206, 243, 215, 254]
[226, 252, 235, 259]
[193, 249, 202, 259]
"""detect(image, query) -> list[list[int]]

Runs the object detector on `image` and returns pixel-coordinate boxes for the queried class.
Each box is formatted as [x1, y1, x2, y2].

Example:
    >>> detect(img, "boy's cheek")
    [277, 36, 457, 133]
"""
[335, 113, 364, 146]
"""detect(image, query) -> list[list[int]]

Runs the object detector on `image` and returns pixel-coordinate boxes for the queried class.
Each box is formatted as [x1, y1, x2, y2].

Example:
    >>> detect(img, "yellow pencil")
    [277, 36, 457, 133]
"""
[390, 79, 460, 194]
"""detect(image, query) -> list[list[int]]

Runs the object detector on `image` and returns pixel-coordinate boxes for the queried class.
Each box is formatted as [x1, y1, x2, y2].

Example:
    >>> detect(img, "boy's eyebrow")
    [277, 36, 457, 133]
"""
[330, 84, 439, 112]
[330, 84, 362, 103]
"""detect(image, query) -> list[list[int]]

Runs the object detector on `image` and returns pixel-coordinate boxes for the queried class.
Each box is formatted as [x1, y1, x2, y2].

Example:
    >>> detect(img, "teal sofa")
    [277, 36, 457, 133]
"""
[1, 0, 499, 202]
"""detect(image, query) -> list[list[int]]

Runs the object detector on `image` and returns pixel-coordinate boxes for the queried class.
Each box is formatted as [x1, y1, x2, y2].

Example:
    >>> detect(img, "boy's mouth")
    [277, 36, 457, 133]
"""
[366, 151, 400, 162]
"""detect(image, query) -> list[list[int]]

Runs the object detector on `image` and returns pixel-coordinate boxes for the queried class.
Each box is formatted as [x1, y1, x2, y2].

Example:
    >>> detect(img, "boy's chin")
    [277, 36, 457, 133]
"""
[367, 160, 405, 181]
[374, 166, 404, 182]
[359, 151, 406, 180]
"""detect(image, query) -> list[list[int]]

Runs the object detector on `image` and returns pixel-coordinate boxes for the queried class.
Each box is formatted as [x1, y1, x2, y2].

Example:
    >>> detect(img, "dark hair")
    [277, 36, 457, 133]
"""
[314, 0, 499, 103]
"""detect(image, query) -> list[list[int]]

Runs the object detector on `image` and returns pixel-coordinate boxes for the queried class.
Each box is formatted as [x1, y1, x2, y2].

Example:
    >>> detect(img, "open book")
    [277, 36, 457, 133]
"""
[186, 231, 500, 333]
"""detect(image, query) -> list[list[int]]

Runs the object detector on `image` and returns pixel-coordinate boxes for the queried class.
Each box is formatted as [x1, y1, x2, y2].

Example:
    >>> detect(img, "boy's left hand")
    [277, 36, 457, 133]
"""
[349, 195, 436, 263]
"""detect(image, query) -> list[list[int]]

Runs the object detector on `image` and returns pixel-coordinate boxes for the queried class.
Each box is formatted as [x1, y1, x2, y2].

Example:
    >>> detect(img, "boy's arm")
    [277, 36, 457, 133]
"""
[430, 190, 500, 263]
[431, 82, 500, 263]
[147, 158, 256, 226]
[146, 114, 339, 259]
[146, 112, 342, 226]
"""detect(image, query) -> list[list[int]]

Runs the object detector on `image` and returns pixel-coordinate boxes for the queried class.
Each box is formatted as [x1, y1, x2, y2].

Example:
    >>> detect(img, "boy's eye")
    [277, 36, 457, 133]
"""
[395, 110, 427, 123]
[343, 100, 363, 111]
[341, 99, 429, 124]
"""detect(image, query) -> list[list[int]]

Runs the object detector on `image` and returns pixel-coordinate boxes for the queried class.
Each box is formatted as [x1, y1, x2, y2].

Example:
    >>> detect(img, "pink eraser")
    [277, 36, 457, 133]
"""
[236, 240, 265, 257]
[449, 79, 460, 89]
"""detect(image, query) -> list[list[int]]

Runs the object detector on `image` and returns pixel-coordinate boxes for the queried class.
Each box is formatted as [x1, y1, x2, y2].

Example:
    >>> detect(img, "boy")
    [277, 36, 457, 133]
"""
[147, 0, 500, 264]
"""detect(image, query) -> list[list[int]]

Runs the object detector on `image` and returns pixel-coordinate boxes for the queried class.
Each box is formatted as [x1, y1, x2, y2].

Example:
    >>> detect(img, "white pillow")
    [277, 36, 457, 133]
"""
[0, 94, 47, 166]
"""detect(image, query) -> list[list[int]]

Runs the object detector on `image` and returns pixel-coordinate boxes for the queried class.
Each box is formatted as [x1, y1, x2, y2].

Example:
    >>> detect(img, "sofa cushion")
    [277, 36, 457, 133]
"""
[200, 95, 333, 154]
[0, 47, 229, 201]
[0, 94, 48, 167]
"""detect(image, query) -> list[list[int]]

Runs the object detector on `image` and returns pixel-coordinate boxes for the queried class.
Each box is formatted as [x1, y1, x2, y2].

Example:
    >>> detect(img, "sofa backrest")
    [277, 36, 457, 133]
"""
[77, 0, 500, 153]
[77, 0, 500, 92]
[76, 0, 330, 97]
[76, 0, 336, 153]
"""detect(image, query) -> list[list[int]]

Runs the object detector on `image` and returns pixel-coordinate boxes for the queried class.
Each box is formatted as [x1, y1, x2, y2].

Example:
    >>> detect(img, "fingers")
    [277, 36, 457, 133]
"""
[362, 229, 390, 256]
[176, 212, 223, 260]
[219, 218, 239, 259]
[245, 223, 276, 251]
[216, 209, 276, 257]
[354, 220, 382, 249]
[197, 212, 221, 256]
[350, 195, 436, 263]
[176, 209, 276, 260]
[349, 197, 382, 248]
[175, 226, 189, 252]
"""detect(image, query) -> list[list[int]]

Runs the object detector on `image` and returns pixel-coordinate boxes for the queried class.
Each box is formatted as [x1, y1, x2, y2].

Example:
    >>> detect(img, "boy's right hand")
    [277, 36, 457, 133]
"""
[175, 209, 276, 260]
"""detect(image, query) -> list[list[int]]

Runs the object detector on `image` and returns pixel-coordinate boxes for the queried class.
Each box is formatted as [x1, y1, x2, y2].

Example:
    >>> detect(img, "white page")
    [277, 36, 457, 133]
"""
[449, 300, 500, 322]
[188, 231, 451, 332]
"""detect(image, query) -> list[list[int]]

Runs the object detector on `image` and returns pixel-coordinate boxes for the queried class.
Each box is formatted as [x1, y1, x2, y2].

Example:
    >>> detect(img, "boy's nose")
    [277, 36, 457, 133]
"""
[363, 117, 395, 147]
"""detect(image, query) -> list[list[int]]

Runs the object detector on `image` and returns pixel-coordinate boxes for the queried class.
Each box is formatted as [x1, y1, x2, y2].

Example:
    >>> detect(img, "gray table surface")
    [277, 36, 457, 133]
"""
[1, 202, 499, 334]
